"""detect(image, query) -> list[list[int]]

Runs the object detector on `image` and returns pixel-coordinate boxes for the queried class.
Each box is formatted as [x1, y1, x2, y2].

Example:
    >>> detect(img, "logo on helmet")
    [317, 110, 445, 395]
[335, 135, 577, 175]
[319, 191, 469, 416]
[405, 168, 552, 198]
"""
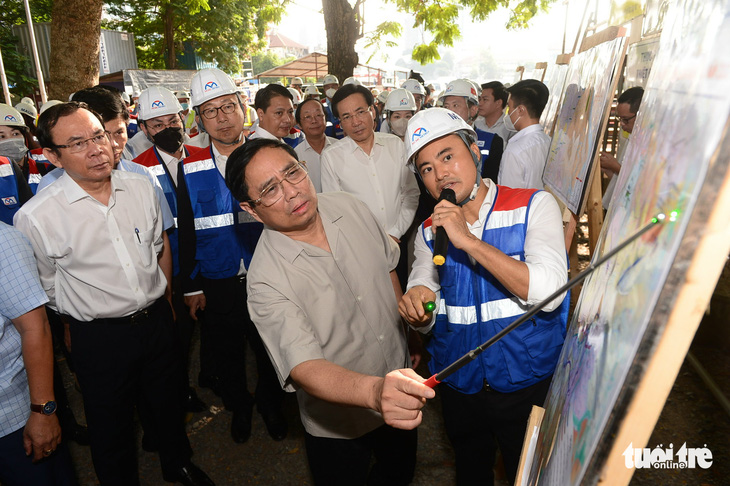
[151, 100, 165, 109]
[4, 115, 18, 122]
[399, 98, 409, 106]
[204, 81, 219, 92]
[411, 127, 429, 142]
[447, 112, 460, 121]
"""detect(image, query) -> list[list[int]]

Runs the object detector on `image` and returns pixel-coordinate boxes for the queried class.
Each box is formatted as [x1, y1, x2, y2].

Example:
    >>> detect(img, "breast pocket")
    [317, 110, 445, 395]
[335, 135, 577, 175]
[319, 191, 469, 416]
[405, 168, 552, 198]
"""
[135, 227, 156, 267]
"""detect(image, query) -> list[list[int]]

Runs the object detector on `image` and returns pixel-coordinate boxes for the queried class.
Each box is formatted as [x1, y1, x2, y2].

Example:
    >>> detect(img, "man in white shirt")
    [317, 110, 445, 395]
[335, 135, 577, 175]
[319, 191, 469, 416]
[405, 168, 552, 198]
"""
[399, 108, 568, 486]
[14, 102, 214, 486]
[475, 81, 513, 144]
[497, 79, 552, 189]
[249, 84, 296, 143]
[293, 98, 336, 192]
[320, 84, 419, 287]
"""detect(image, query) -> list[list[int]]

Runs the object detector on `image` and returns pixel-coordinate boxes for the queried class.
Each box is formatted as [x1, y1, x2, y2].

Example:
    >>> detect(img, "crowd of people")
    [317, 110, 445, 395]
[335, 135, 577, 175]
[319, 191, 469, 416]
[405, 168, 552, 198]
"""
[0, 69, 643, 486]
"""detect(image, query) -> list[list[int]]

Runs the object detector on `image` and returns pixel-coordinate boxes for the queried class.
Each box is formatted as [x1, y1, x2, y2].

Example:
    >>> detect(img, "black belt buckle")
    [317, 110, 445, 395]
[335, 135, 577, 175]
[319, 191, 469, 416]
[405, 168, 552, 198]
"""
[483, 379, 492, 392]
[237, 275, 247, 285]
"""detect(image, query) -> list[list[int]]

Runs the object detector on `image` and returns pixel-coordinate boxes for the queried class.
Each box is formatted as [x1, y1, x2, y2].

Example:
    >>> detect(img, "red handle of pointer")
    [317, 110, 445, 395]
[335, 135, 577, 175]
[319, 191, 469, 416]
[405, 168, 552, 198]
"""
[424, 375, 441, 388]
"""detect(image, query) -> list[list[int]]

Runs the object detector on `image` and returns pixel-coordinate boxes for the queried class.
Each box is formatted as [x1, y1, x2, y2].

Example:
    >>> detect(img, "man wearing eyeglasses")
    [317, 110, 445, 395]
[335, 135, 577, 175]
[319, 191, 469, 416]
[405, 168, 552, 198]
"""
[14, 102, 215, 486]
[601, 87, 643, 209]
[176, 68, 287, 445]
[320, 84, 419, 290]
[293, 98, 336, 192]
[226, 138, 434, 486]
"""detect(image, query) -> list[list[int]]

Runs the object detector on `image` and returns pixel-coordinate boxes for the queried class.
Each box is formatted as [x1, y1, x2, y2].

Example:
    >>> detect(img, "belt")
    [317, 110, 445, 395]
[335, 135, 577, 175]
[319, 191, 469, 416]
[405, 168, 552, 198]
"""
[64, 297, 166, 326]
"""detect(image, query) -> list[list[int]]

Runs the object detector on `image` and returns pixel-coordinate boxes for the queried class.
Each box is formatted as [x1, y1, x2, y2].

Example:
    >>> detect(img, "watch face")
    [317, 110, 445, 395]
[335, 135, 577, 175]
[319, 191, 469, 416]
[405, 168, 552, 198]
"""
[42, 401, 57, 415]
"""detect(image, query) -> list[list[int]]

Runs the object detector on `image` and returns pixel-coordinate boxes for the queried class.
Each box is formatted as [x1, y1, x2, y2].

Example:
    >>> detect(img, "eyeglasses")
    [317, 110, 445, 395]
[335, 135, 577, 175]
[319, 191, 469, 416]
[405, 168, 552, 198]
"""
[250, 162, 309, 207]
[339, 107, 372, 125]
[200, 102, 238, 120]
[302, 113, 325, 123]
[53, 133, 109, 153]
[616, 114, 636, 124]
[145, 116, 183, 132]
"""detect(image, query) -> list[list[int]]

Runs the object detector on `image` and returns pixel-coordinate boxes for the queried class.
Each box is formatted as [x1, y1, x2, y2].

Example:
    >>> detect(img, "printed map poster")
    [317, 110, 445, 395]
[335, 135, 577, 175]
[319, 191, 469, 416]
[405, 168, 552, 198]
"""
[540, 62, 570, 137]
[624, 37, 661, 89]
[528, 0, 730, 484]
[543, 36, 627, 214]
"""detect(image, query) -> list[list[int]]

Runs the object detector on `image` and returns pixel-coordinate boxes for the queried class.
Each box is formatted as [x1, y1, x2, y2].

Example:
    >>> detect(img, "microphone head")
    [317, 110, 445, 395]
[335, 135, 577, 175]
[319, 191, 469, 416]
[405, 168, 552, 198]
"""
[439, 188, 456, 204]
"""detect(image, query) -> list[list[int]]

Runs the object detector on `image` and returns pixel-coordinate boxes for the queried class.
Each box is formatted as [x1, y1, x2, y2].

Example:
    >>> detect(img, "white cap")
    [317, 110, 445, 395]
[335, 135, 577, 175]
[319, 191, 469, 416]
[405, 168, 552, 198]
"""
[404, 107, 475, 167]
[440, 79, 479, 104]
[287, 87, 303, 105]
[15, 100, 37, 118]
[304, 85, 321, 96]
[0, 104, 25, 127]
[322, 74, 339, 85]
[39, 100, 63, 115]
[384, 88, 416, 113]
[291, 77, 303, 85]
[137, 87, 183, 121]
[401, 79, 426, 97]
[190, 68, 238, 108]
[343, 76, 362, 86]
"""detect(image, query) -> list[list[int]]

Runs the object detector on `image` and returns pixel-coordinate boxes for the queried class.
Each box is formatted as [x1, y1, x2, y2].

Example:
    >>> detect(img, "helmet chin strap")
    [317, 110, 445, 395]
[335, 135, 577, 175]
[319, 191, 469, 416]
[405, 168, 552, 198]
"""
[455, 130, 482, 207]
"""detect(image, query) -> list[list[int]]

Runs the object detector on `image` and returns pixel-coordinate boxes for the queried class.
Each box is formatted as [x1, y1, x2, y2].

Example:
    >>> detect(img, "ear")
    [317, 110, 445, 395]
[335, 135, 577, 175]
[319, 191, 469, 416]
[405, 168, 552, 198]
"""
[256, 107, 265, 119]
[469, 103, 479, 120]
[469, 143, 481, 163]
[139, 121, 148, 136]
[43, 147, 62, 168]
[240, 201, 263, 223]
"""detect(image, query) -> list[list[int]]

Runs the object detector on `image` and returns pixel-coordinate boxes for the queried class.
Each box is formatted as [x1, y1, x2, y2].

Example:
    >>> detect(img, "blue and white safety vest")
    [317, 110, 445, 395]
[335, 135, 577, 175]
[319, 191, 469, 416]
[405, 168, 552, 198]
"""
[474, 126, 496, 165]
[181, 146, 262, 280]
[424, 185, 569, 394]
[0, 157, 21, 225]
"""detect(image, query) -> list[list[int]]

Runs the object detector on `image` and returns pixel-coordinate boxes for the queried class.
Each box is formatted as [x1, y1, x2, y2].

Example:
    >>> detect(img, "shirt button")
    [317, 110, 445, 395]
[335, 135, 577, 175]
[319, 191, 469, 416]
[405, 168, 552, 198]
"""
[116, 237, 119, 241]
[126, 263, 130, 267]
[356, 296, 362, 302]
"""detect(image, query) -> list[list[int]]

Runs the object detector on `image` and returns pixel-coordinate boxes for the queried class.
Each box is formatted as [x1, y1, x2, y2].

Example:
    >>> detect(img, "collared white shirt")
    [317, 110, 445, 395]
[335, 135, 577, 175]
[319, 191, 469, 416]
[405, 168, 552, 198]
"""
[320, 132, 419, 239]
[475, 114, 514, 145]
[294, 135, 336, 192]
[407, 180, 567, 332]
[248, 126, 281, 142]
[14, 171, 166, 321]
[498, 124, 551, 190]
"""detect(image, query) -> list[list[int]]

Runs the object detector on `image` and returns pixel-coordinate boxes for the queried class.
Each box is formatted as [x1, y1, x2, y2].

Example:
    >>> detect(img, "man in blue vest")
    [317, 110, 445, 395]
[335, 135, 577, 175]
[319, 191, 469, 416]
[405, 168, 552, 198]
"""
[177, 68, 287, 444]
[321, 74, 343, 139]
[398, 108, 569, 486]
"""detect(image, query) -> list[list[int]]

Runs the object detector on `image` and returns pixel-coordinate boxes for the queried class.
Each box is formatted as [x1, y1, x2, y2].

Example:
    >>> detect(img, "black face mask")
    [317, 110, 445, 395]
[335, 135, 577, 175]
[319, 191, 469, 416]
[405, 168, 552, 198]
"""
[152, 127, 184, 154]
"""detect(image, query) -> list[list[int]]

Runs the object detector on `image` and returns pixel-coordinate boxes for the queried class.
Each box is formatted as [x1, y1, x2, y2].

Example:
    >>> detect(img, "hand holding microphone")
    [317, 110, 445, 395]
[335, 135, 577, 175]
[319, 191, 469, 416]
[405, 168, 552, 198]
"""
[432, 188, 456, 266]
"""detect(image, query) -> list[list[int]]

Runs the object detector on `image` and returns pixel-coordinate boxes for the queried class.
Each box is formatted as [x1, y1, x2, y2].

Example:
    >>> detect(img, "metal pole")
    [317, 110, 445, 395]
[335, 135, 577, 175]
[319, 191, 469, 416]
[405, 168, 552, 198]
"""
[0, 47, 11, 104]
[686, 352, 730, 419]
[23, 0, 47, 103]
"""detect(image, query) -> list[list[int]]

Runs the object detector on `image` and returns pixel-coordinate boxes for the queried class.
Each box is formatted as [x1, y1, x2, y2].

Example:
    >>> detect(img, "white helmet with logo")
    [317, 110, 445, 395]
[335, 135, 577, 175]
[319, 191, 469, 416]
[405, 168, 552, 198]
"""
[440, 79, 479, 104]
[343, 76, 362, 86]
[0, 104, 26, 127]
[137, 86, 183, 121]
[401, 79, 426, 97]
[304, 85, 321, 96]
[384, 88, 416, 113]
[190, 68, 238, 108]
[14, 100, 37, 119]
[322, 74, 339, 85]
[405, 107, 476, 167]
[377, 90, 389, 105]
[287, 87, 303, 105]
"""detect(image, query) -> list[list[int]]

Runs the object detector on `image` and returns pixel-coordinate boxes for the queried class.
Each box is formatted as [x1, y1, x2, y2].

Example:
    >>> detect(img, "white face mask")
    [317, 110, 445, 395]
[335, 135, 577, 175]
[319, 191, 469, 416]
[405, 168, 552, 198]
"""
[503, 108, 521, 132]
[389, 117, 409, 138]
[0, 138, 28, 163]
[325, 88, 337, 100]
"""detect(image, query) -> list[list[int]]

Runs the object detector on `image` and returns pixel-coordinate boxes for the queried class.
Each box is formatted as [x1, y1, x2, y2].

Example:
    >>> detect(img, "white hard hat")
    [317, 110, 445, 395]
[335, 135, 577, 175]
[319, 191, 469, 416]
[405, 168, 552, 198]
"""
[376, 90, 389, 105]
[401, 79, 426, 97]
[190, 68, 238, 108]
[304, 85, 321, 96]
[440, 79, 479, 104]
[404, 107, 476, 166]
[384, 88, 416, 113]
[461, 78, 482, 96]
[322, 74, 339, 85]
[291, 77, 303, 85]
[371, 88, 381, 97]
[137, 87, 183, 121]
[0, 104, 25, 127]
[15, 100, 37, 118]
[287, 87, 303, 104]
[343, 76, 362, 86]
[39, 100, 63, 115]
[20, 97, 34, 105]
[175, 91, 191, 99]
[121, 92, 131, 104]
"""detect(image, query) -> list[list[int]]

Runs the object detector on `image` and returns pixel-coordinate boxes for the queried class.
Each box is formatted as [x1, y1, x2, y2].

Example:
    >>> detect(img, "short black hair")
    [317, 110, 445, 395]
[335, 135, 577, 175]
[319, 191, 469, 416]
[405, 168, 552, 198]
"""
[254, 84, 293, 113]
[72, 86, 129, 123]
[36, 102, 104, 150]
[481, 81, 508, 109]
[331, 84, 373, 118]
[618, 86, 644, 114]
[295, 98, 324, 125]
[225, 138, 300, 204]
[506, 79, 549, 119]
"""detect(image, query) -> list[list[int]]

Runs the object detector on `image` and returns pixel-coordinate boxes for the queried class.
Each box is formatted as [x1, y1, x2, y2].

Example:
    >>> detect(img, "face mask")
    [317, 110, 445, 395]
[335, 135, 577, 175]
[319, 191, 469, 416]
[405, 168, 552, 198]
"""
[503, 108, 521, 132]
[152, 127, 184, 154]
[180, 103, 189, 111]
[325, 88, 337, 100]
[0, 138, 28, 163]
[389, 117, 409, 138]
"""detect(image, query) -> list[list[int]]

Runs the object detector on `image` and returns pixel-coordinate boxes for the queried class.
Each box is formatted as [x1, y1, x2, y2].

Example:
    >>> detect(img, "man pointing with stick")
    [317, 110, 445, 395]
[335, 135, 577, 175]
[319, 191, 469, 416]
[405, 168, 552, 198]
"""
[399, 108, 569, 486]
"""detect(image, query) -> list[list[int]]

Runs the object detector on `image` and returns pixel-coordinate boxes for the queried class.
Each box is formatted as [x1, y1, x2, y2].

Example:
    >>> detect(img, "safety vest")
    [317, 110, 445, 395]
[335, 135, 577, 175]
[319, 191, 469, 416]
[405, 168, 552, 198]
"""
[181, 146, 262, 280]
[424, 185, 569, 394]
[134, 145, 200, 276]
[474, 126, 496, 165]
[27, 149, 53, 194]
[0, 157, 21, 225]
[283, 127, 303, 149]
[242, 105, 256, 130]
[322, 101, 344, 139]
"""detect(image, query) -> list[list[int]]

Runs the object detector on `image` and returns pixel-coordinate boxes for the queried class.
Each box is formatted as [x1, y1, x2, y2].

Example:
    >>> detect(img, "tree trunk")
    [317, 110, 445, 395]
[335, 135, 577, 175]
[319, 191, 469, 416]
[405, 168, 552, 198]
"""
[48, 0, 103, 101]
[164, 4, 177, 69]
[322, 0, 360, 84]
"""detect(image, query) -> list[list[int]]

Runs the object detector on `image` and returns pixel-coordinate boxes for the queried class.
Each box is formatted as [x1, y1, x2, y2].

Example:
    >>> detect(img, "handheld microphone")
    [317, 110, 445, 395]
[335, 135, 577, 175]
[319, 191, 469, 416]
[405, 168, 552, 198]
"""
[432, 188, 456, 266]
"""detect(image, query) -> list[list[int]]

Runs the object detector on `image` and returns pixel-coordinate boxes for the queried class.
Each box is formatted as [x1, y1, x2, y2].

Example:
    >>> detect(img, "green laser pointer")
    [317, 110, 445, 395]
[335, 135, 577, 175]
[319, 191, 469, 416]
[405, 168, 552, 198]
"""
[423, 301, 436, 313]
[423, 213, 671, 389]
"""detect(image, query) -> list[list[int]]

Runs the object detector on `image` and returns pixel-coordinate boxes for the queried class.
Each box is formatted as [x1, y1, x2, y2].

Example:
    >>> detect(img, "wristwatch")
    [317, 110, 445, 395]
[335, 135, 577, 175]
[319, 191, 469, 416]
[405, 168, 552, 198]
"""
[30, 400, 57, 415]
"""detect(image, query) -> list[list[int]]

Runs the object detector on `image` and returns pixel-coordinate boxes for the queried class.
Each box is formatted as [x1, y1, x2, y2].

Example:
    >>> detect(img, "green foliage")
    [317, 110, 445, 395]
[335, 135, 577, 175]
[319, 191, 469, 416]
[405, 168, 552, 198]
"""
[363, 21, 402, 63]
[251, 51, 295, 83]
[104, 0, 287, 73]
[386, 0, 555, 65]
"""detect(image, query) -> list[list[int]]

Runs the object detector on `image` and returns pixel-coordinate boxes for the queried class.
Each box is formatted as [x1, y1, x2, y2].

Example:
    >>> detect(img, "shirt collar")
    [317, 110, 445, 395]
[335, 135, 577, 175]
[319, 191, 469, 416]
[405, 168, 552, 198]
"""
[59, 169, 119, 205]
[510, 123, 542, 143]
